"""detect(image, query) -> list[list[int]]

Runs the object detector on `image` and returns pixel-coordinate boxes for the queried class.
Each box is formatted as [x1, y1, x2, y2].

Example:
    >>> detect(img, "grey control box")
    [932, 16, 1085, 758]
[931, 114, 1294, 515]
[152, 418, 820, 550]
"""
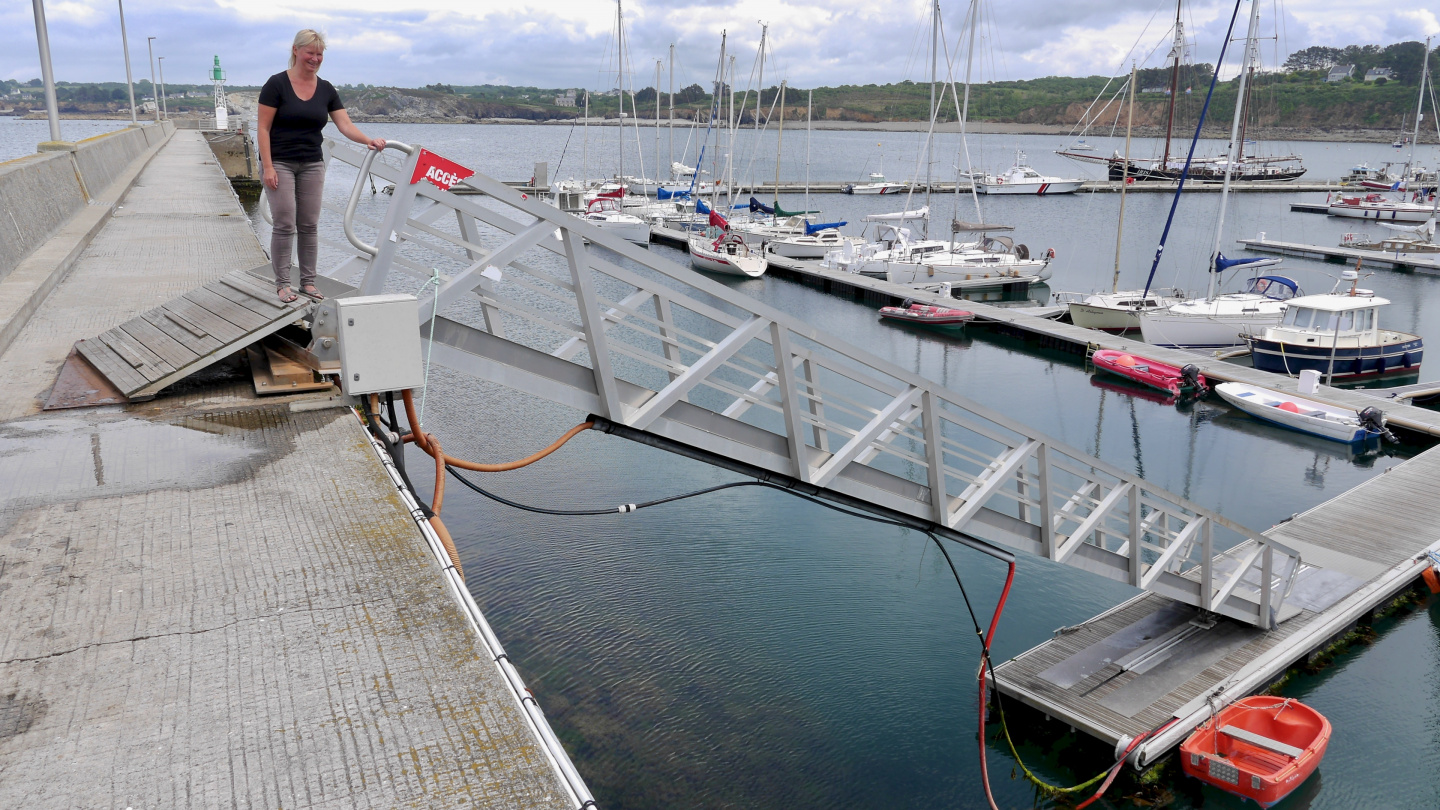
[336, 294, 425, 396]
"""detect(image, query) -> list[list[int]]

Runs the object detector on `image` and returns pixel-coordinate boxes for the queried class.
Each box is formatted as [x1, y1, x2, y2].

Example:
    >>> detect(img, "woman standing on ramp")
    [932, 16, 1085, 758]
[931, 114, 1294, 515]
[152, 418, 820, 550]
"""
[258, 29, 385, 302]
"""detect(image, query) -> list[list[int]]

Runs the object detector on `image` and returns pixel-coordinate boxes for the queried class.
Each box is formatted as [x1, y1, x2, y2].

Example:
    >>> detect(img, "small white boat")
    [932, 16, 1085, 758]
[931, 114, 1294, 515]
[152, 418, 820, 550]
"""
[1327, 192, 1438, 223]
[976, 151, 1084, 195]
[765, 227, 864, 260]
[1138, 267, 1300, 349]
[843, 172, 907, 195]
[1067, 139, 1097, 152]
[1214, 382, 1393, 444]
[583, 197, 650, 245]
[688, 227, 766, 278]
[1053, 288, 1187, 332]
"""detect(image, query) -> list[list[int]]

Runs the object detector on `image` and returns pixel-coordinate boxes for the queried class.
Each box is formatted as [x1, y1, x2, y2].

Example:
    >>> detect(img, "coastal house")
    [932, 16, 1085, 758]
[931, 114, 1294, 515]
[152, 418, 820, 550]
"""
[1365, 67, 1394, 82]
[555, 89, 577, 107]
[1326, 64, 1354, 83]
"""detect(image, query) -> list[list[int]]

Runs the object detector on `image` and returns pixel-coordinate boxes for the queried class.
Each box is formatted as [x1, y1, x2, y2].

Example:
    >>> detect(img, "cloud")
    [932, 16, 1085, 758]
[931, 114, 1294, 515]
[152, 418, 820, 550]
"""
[3, 0, 1433, 89]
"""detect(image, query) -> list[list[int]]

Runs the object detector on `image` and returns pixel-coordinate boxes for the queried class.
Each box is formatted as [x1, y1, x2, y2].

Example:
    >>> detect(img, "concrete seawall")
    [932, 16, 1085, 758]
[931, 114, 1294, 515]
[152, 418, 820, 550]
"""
[0, 121, 175, 358]
[0, 122, 174, 283]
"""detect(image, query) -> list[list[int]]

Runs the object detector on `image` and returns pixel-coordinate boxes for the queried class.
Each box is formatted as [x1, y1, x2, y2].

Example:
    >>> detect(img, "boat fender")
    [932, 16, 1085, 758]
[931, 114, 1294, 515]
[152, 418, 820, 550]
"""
[1358, 406, 1398, 443]
[1046, 247, 1056, 260]
[1114, 734, 1135, 763]
[1424, 566, 1440, 594]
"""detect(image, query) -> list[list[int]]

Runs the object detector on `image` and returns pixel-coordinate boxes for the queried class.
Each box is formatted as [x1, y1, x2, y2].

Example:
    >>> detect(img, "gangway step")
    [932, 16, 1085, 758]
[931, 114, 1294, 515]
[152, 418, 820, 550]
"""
[69, 265, 316, 402]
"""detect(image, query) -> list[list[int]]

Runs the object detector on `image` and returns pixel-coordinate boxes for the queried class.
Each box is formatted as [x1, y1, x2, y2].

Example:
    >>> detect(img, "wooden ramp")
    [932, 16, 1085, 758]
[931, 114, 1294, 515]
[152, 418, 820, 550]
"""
[71, 265, 314, 401]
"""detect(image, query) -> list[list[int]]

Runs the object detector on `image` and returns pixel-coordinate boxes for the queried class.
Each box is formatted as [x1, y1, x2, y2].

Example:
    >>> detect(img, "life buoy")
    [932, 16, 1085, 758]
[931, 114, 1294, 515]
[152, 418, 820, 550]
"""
[1046, 248, 1056, 259]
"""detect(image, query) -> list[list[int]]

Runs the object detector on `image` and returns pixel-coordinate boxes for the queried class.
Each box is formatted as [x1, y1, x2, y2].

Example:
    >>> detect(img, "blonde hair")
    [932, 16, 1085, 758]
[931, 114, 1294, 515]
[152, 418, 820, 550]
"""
[288, 29, 327, 68]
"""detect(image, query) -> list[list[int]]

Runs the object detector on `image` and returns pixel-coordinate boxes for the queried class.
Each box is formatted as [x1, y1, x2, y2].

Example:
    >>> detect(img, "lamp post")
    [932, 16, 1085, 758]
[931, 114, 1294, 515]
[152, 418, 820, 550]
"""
[30, 0, 62, 143]
[157, 55, 167, 119]
[118, 0, 136, 124]
[146, 36, 159, 122]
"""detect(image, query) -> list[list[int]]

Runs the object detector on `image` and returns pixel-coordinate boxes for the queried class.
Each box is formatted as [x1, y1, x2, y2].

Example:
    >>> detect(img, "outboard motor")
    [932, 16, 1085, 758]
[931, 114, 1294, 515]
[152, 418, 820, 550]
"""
[1180, 364, 1205, 392]
[900, 298, 916, 309]
[1358, 406, 1398, 443]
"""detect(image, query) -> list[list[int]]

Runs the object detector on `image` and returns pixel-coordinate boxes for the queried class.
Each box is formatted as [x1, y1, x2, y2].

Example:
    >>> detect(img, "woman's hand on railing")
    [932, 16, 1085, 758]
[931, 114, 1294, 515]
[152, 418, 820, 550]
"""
[367, 137, 386, 151]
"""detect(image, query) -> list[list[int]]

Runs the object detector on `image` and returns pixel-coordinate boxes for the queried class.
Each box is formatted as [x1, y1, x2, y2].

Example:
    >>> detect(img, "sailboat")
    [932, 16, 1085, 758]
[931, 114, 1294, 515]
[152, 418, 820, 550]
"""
[824, 0, 1055, 287]
[1058, 0, 1304, 183]
[1137, 0, 1305, 349]
[1055, 64, 1186, 331]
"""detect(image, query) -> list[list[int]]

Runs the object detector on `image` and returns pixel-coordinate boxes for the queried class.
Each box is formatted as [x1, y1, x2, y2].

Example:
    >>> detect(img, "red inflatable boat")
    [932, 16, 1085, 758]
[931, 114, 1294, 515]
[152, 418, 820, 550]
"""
[1181, 696, 1331, 807]
[878, 301, 975, 327]
[1091, 349, 1206, 397]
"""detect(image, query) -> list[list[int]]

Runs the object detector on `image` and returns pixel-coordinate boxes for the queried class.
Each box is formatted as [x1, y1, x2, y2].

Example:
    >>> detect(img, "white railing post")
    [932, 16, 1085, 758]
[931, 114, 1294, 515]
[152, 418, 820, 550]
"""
[770, 322, 812, 482]
[560, 229, 624, 420]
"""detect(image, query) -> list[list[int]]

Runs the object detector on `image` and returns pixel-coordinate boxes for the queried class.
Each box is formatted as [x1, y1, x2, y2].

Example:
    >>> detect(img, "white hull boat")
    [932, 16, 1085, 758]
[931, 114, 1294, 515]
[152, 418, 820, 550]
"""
[1053, 288, 1186, 332]
[766, 229, 864, 260]
[844, 173, 906, 195]
[689, 229, 766, 278]
[583, 197, 650, 245]
[976, 153, 1084, 195]
[1214, 382, 1391, 444]
[1327, 194, 1438, 222]
[1138, 272, 1301, 349]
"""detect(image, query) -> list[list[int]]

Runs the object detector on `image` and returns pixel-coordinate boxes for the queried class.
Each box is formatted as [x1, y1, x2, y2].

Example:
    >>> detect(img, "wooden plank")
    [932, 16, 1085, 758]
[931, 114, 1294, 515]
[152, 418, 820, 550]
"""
[187, 287, 271, 330]
[159, 300, 245, 344]
[219, 276, 288, 310]
[99, 327, 175, 379]
[76, 339, 148, 393]
[145, 311, 226, 357]
[119, 317, 202, 370]
[1218, 726, 1304, 758]
[160, 307, 209, 338]
[208, 280, 290, 321]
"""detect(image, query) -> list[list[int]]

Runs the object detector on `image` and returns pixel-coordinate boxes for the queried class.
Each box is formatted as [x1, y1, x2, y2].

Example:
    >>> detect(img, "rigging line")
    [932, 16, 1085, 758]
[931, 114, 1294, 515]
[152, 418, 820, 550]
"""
[1140, 0, 1248, 300]
[1069, 3, 1166, 141]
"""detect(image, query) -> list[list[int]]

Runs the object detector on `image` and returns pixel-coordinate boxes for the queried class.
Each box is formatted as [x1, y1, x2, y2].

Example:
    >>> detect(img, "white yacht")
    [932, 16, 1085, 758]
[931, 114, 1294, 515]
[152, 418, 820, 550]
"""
[976, 151, 1084, 195]
[1054, 288, 1188, 332]
[688, 227, 766, 277]
[582, 197, 650, 245]
[843, 172, 907, 195]
[822, 210, 1052, 284]
[765, 224, 864, 260]
[1137, 266, 1301, 349]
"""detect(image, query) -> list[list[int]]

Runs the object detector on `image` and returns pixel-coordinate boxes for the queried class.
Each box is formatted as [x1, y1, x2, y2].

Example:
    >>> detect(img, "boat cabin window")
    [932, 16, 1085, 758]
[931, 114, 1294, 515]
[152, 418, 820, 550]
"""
[1244, 276, 1300, 301]
[1283, 306, 1313, 328]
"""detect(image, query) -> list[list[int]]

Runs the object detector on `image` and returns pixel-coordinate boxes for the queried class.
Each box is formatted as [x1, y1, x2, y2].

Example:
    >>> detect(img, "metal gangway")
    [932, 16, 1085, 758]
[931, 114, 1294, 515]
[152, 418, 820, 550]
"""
[287, 138, 1303, 630]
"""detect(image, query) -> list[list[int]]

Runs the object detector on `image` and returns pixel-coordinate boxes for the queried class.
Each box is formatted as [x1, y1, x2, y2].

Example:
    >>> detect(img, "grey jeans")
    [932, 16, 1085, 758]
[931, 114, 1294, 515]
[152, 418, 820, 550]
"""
[270, 160, 326, 289]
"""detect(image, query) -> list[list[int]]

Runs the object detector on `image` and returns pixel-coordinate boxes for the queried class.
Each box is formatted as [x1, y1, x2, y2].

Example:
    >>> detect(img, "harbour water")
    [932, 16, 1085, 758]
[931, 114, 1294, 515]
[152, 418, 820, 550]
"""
[10, 120, 1440, 807]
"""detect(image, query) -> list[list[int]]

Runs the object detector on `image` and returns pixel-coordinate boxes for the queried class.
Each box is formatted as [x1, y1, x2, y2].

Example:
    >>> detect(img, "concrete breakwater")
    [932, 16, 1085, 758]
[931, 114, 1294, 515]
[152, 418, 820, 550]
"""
[0, 122, 175, 358]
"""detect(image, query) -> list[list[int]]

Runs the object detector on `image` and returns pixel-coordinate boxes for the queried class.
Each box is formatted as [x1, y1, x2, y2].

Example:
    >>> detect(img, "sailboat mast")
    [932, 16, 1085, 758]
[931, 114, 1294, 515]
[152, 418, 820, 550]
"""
[1113, 63, 1137, 294]
[960, 0, 983, 224]
[669, 43, 675, 179]
[774, 80, 786, 214]
[582, 91, 589, 185]
[1235, 30, 1258, 165]
[926, 0, 938, 235]
[655, 59, 662, 191]
[617, 0, 625, 182]
[1207, 0, 1262, 301]
[754, 24, 769, 192]
[805, 89, 813, 215]
[1407, 35, 1431, 178]
[1162, 0, 1183, 168]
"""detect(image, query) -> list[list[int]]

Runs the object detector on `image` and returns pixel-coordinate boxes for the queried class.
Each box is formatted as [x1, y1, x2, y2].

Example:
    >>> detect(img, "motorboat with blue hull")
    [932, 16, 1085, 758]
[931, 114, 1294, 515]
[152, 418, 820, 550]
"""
[1244, 271, 1423, 380]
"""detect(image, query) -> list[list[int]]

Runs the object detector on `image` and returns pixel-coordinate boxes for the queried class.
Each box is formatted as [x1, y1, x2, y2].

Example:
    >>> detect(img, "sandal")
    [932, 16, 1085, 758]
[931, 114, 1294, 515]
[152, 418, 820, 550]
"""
[277, 286, 298, 303]
[301, 285, 325, 300]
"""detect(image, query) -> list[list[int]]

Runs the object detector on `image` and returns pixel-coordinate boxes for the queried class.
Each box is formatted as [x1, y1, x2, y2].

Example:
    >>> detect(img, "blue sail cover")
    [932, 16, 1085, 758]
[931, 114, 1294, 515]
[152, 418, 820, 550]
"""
[749, 197, 774, 215]
[804, 220, 847, 235]
[657, 187, 691, 200]
[1213, 253, 1272, 273]
[696, 199, 712, 214]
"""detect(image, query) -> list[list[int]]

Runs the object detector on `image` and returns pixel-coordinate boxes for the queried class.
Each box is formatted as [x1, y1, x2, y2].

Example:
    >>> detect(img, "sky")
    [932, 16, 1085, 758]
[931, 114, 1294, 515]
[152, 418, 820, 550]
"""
[3, 0, 1437, 91]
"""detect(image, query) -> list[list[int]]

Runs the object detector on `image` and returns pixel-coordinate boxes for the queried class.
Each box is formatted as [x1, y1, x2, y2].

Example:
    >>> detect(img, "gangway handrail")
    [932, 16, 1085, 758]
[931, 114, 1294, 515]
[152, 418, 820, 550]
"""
[313, 137, 1304, 630]
[343, 140, 416, 257]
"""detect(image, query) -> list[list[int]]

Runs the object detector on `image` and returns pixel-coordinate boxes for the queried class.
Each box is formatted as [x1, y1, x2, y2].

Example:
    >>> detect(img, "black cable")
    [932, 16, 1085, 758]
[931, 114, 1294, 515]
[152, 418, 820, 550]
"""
[447, 465, 929, 528]
[359, 396, 434, 518]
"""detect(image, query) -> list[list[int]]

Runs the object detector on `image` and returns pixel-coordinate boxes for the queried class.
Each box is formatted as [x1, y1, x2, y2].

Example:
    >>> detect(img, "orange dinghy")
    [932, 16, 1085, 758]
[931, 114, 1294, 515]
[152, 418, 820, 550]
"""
[1181, 696, 1331, 807]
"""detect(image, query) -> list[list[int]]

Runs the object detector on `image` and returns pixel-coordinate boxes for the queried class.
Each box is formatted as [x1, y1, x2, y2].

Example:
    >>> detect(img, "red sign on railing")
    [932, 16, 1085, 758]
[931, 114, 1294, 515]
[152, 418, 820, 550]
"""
[409, 148, 475, 191]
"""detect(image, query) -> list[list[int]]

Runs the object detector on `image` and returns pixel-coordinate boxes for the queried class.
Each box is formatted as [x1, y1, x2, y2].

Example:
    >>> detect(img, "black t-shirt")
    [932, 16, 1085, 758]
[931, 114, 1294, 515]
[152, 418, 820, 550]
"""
[259, 71, 344, 163]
